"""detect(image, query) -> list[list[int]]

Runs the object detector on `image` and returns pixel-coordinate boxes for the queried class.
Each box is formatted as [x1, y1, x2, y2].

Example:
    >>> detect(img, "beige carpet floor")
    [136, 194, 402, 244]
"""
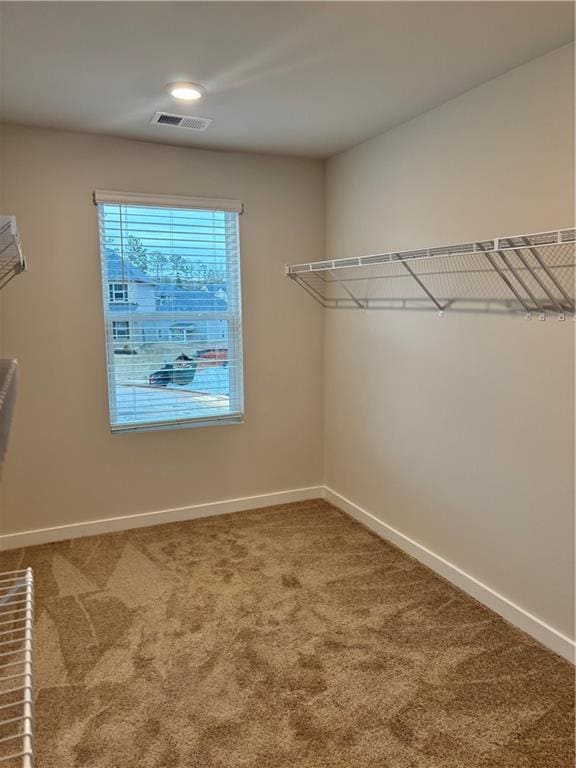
[0, 499, 574, 767]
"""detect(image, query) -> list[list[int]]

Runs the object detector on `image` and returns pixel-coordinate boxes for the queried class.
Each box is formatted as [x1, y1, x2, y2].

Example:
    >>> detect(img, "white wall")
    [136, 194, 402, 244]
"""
[0, 125, 325, 534]
[324, 44, 575, 639]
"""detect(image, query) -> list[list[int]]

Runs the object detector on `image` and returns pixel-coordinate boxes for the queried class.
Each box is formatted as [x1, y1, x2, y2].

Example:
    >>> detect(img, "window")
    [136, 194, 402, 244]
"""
[108, 282, 129, 303]
[112, 320, 131, 340]
[95, 190, 244, 432]
[170, 323, 196, 343]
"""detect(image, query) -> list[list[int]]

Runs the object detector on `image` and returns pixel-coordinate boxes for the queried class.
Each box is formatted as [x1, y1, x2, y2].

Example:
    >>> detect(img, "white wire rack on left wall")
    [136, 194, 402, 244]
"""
[0, 217, 25, 292]
[0, 569, 34, 768]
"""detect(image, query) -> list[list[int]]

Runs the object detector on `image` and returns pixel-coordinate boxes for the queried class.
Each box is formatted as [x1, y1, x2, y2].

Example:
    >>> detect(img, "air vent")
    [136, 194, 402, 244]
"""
[151, 112, 213, 131]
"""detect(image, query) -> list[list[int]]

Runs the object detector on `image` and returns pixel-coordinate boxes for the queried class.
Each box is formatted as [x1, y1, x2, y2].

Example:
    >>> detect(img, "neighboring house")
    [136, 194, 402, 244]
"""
[155, 283, 228, 343]
[105, 250, 228, 347]
[106, 251, 156, 342]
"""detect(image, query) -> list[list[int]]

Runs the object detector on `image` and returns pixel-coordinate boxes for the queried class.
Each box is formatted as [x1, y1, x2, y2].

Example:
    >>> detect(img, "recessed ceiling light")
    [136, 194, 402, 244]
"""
[167, 82, 205, 102]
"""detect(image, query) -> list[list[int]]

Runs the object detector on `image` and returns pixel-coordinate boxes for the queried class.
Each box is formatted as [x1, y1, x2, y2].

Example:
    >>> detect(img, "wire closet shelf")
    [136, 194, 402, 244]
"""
[0, 217, 25, 292]
[0, 569, 34, 768]
[286, 228, 576, 319]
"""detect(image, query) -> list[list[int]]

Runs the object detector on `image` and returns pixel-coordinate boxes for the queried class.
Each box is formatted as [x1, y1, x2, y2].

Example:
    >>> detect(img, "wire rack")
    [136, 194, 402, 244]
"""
[0, 361, 18, 477]
[0, 570, 34, 768]
[287, 228, 576, 319]
[0, 217, 25, 292]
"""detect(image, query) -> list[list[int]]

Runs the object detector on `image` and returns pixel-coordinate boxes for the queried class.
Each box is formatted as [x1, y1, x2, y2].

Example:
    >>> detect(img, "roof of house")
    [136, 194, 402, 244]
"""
[156, 286, 227, 312]
[105, 249, 151, 283]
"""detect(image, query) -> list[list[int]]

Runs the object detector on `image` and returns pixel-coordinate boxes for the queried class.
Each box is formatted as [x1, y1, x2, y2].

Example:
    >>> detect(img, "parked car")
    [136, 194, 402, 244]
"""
[149, 354, 197, 387]
[195, 348, 228, 369]
[149, 349, 228, 387]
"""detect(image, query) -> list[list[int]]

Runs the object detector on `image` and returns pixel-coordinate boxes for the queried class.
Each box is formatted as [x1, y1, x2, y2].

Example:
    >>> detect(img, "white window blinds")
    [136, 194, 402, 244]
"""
[95, 191, 244, 432]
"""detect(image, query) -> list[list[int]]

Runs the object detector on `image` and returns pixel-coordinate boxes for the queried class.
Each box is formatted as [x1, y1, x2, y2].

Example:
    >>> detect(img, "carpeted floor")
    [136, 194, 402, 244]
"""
[0, 499, 574, 767]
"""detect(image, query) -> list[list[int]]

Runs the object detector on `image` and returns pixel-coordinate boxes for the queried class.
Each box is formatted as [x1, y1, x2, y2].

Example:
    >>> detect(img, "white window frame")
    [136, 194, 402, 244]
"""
[108, 281, 129, 303]
[112, 320, 131, 341]
[95, 190, 244, 433]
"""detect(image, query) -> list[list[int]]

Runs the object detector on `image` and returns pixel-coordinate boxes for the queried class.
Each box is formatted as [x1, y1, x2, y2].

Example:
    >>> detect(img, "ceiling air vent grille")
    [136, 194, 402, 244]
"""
[151, 112, 213, 131]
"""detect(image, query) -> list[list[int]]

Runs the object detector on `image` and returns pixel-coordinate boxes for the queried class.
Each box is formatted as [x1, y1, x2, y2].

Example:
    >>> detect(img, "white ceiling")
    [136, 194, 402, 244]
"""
[0, 2, 573, 158]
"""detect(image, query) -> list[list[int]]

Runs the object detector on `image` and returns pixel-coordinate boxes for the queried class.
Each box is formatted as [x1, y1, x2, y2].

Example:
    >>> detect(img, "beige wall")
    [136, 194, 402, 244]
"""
[0, 125, 325, 533]
[324, 44, 575, 638]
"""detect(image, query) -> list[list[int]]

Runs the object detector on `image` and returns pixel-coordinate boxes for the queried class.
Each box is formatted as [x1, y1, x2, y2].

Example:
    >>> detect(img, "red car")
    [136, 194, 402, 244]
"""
[195, 348, 228, 369]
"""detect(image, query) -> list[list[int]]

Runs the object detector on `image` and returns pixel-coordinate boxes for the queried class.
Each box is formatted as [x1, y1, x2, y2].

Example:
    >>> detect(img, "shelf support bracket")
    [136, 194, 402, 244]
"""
[397, 257, 445, 312]
[477, 243, 533, 316]
[291, 273, 327, 308]
[496, 250, 547, 319]
[520, 237, 575, 314]
[327, 269, 365, 309]
[501, 239, 567, 318]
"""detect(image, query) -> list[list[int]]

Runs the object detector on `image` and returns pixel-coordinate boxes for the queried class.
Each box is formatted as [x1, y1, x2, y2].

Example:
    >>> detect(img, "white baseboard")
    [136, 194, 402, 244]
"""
[324, 486, 575, 664]
[0, 486, 325, 551]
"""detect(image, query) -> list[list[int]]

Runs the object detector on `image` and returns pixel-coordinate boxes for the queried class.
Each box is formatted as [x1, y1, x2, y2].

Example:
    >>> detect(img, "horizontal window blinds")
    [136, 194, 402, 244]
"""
[96, 197, 244, 432]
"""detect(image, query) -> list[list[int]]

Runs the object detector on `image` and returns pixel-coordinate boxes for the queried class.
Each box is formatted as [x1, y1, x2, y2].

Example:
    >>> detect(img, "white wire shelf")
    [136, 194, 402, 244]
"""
[0, 217, 25, 292]
[0, 569, 34, 768]
[286, 228, 576, 319]
[0, 361, 18, 477]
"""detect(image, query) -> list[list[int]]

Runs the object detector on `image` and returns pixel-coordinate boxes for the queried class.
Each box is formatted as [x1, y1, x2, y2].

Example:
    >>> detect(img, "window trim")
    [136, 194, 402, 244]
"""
[108, 282, 129, 304]
[96, 194, 244, 433]
[112, 320, 131, 340]
[94, 189, 243, 213]
[111, 413, 244, 435]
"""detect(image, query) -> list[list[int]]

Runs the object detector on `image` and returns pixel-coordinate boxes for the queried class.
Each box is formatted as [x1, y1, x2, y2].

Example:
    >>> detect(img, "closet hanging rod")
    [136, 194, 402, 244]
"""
[286, 227, 575, 319]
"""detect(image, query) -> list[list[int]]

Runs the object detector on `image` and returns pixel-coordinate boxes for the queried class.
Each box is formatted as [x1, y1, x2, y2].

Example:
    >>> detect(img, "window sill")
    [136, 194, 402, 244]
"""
[110, 414, 244, 435]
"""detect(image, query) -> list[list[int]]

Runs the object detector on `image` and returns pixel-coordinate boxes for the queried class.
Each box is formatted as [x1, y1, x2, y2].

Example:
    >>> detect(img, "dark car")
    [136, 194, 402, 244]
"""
[149, 354, 197, 387]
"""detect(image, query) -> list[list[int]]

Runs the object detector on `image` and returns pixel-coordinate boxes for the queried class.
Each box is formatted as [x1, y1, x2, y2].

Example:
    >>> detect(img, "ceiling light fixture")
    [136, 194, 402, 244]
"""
[167, 82, 205, 102]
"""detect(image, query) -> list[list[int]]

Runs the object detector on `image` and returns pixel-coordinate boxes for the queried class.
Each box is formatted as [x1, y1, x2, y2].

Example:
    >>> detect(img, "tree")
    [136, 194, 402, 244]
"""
[151, 250, 169, 281]
[105, 223, 225, 287]
[169, 252, 186, 284]
[125, 235, 149, 274]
